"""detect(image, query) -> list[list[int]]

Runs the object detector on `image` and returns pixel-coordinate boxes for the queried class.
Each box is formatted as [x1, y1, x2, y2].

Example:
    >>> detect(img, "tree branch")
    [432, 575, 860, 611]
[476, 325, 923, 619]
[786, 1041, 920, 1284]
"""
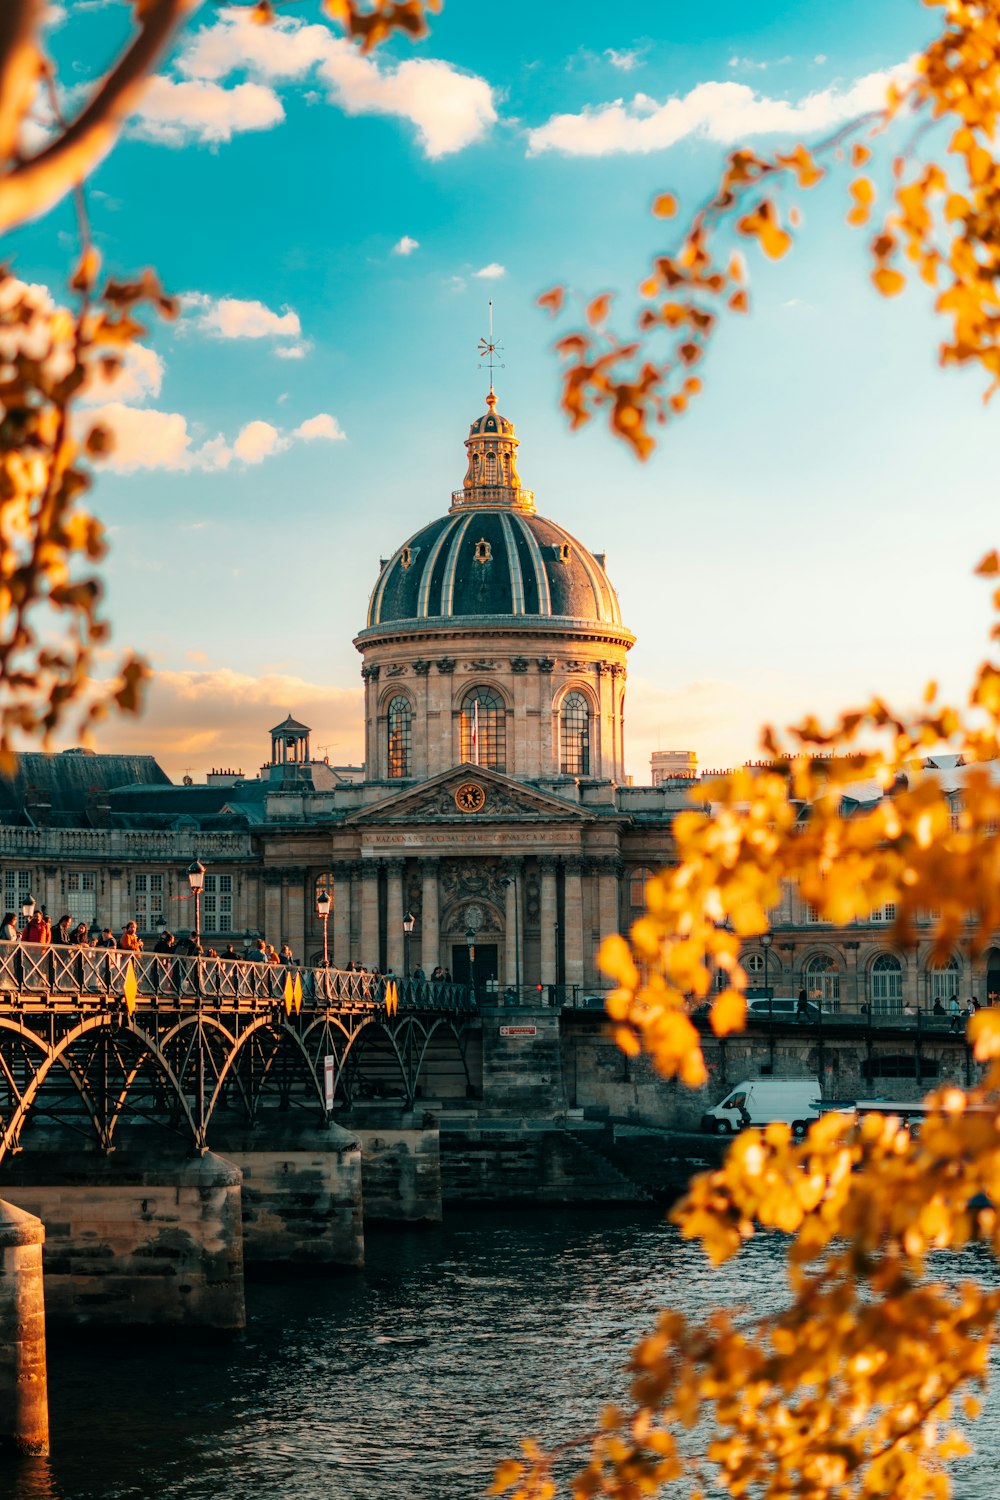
[0, 0, 203, 237]
[0, 0, 44, 166]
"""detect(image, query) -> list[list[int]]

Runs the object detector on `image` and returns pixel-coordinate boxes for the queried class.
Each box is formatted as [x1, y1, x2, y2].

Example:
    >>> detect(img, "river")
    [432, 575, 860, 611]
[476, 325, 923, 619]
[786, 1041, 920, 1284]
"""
[8, 1209, 1000, 1500]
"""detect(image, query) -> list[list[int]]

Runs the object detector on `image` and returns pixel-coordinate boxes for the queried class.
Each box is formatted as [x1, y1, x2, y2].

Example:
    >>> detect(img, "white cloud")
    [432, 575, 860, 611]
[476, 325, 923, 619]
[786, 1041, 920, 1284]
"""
[473, 262, 506, 279]
[80, 344, 165, 404]
[293, 413, 346, 442]
[183, 291, 301, 340]
[605, 47, 645, 72]
[84, 403, 216, 473]
[526, 63, 909, 157]
[87, 403, 346, 473]
[393, 235, 420, 256]
[176, 12, 496, 158]
[233, 419, 285, 464]
[274, 342, 310, 360]
[131, 75, 284, 146]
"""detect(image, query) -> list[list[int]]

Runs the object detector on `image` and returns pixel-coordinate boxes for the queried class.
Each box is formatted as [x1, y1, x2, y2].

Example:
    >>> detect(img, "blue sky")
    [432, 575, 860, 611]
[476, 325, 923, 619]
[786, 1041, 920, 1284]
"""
[12, 0, 996, 780]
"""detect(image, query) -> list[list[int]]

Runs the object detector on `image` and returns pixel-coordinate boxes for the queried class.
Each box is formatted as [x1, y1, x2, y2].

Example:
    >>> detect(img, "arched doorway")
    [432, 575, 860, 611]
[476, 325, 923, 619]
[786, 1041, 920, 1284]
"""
[442, 898, 502, 996]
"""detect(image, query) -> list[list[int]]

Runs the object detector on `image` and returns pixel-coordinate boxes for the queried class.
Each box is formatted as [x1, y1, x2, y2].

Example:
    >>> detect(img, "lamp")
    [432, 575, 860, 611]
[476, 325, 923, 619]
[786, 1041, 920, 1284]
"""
[466, 925, 476, 997]
[761, 930, 773, 1009]
[20, 894, 35, 933]
[187, 860, 206, 945]
[316, 887, 332, 966]
[402, 910, 415, 979]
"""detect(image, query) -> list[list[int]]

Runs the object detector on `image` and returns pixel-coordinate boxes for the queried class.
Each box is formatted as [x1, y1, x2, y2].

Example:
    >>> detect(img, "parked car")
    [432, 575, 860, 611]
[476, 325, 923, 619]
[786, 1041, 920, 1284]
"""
[746, 996, 825, 1022]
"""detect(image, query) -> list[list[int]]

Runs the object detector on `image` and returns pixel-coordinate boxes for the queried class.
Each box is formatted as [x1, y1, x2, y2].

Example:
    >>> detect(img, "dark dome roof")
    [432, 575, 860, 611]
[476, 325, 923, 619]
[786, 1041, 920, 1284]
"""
[366, 509, 623, 629]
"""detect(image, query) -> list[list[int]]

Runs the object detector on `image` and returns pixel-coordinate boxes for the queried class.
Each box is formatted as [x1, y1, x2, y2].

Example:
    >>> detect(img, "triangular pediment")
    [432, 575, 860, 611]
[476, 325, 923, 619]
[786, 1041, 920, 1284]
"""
[345, 764, 596, 825]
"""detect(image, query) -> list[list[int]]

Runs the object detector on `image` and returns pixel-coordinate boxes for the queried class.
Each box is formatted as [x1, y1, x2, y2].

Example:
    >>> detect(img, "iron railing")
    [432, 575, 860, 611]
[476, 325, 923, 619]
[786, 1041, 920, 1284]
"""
[0, 942, 474, 1013]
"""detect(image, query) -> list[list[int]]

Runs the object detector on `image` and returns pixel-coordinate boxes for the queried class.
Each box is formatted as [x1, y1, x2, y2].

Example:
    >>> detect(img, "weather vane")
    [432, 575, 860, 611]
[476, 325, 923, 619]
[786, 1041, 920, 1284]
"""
[477, 299, 504, 392]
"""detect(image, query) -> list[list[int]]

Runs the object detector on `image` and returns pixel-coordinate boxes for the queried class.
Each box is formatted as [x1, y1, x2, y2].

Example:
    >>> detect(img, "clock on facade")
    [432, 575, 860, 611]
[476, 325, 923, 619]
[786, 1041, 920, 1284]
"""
[454, 782, 486, 813]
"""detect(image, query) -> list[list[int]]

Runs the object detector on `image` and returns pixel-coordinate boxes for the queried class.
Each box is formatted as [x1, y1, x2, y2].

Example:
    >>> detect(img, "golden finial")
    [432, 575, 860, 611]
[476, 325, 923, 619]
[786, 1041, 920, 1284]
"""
[477, 299, 504, 400]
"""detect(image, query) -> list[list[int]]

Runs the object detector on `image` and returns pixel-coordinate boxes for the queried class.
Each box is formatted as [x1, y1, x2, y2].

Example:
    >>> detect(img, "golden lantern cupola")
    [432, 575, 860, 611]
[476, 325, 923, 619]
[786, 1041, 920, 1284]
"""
[451, 389, 534, 513]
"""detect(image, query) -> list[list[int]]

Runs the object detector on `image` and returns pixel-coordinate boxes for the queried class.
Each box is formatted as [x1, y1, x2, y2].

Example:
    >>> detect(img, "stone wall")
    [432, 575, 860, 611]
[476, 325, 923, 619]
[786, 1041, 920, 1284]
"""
[440, 1126, 647, 1204]
[0, 1149, 245, 1330]
[480, 1006, 565, 1116]
[352, 1125, 442, 1223]
[562, 1016, 983, 1130]
[209, 1118, 364, 1267]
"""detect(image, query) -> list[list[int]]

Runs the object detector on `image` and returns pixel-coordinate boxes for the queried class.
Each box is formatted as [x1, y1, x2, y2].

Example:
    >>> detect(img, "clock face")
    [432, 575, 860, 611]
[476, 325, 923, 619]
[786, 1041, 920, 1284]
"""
[454, 781, 486, 813]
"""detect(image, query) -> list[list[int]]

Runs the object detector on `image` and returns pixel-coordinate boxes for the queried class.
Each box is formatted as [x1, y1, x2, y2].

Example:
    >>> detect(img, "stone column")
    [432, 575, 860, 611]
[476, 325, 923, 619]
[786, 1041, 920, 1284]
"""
[359, 860, 380, 968]
[564, 856, 584, 994]
[108, 867, 125, 932]
[420, 858, 439, 973]
[263, 871, 282, 947]
[540, 857, 557, 990]
[597, 857, 621, 947]
[42, 866, 60, 921]
[386, 859, 405, 974]
[503, 859, 524, 995]
[332, 863, 353, 968]
[0, 1200, 48, 1456]
[285, 867, 306, 963]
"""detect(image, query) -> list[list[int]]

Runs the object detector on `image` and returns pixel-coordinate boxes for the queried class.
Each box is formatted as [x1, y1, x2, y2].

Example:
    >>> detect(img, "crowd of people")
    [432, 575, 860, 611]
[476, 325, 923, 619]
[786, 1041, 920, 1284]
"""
[0, 910, 301, 967]
[2, 912, 464, 983]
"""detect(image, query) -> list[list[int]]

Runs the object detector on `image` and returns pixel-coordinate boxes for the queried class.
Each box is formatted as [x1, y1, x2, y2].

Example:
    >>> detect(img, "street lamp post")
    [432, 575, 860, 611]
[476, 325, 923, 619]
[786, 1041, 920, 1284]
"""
[761, 931, 773, 1009]
[466, 925, 476, 998]
[316, 888, 332, 966]
[499, 874, 520, 1004]
[20, 893, 35, 935]
[187, 860, 206, 946]
[403, 910, 415, 979]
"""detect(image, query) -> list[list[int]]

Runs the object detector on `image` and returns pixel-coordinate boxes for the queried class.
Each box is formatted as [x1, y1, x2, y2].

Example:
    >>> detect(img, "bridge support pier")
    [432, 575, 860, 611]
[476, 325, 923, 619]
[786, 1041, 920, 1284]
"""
[350, 1110, 442, 1224]
[0, 1147, 245, 1332]
[209, 1116, 364, 1267]
[0, 1201, 48, 1457]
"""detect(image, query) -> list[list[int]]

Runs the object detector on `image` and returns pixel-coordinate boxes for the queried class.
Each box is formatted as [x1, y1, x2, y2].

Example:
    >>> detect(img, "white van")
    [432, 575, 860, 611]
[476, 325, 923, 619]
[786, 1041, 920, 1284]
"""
[700, 1078, 821, 1137]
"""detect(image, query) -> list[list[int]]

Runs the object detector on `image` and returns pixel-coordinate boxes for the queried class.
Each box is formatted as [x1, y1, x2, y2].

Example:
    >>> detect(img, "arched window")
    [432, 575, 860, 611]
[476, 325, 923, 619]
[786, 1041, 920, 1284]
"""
[560, 691, 590, 776]
[928, 955, 961, 1005]
[386, 696, 411, 779]
[460, 687, 506, 771]
[806, 953, 841, 1005]
[870, 953, 903, 1013]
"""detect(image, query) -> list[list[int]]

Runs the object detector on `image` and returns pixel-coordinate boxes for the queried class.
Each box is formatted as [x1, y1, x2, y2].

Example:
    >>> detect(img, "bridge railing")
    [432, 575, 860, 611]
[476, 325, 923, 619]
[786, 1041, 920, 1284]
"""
[0, 943, 473, 1013]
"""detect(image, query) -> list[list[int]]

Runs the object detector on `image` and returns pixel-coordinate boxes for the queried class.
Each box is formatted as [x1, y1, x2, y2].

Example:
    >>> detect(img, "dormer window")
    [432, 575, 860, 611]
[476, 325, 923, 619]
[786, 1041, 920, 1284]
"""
[400, 546, 413, 570]
[556, 542, 571, 564]
[474, 538, 492, 564]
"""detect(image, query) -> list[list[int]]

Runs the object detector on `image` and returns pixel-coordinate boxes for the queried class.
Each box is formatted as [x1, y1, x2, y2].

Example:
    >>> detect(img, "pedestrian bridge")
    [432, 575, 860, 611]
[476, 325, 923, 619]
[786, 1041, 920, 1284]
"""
[0, 944, 478, 1161]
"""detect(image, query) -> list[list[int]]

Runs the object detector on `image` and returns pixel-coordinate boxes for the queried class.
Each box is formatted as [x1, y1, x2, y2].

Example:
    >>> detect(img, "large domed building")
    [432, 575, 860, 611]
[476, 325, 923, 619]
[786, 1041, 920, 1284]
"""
[354, 390, 634, 783]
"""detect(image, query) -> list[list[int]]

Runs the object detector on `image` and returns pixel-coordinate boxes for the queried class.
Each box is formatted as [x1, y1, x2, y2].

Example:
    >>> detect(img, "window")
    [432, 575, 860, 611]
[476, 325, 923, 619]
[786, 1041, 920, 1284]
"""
[712, 967, 728, 992]
[745, 953, 764, 973]
[870, 903, 897, 923]
[132, 872, 163, 931]
[870, 953, 903, 1013]
[315, 872, 334, 903]
[65, 871, 97, 926]
[460, 687, 506, 771]
[804, 903, 821, 923]
[805, 953, 841, 1004]
[862, 1055, 940, 1081]
[386, 695, 412, 779]
[202, 873, 233, 935]
[929, 957, 960, 1004]
[560, 691, 590, 776]
[3, 867, 31, 915]
[629, 867, 654, 916]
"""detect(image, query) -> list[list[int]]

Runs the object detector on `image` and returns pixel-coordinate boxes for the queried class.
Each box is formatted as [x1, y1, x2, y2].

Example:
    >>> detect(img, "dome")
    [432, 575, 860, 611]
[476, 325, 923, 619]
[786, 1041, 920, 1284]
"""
[363, 390, 625, 632]
[366, 509, 623, 628]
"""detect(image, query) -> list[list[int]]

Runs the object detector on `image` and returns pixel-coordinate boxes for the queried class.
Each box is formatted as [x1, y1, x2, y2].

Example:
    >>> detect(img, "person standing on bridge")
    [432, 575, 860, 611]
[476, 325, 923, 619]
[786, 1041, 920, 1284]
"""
[0, 913, 16, 942]
[22, 909, 47, 945]
[53, 914, 73, 945]
[119, 921, 142, 955]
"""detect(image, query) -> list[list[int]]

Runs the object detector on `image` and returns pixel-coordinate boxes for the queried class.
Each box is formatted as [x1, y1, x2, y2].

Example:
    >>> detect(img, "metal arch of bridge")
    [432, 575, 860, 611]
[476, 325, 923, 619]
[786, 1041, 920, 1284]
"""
[0, 945, 477, 1160]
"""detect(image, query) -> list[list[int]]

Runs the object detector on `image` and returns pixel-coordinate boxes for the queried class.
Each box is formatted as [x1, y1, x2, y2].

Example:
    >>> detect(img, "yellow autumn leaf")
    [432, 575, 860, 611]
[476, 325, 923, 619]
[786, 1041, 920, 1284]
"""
[710, 988, 747, 1036]
[872, 266, 906, 296]
[652, 192, 677, 218]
